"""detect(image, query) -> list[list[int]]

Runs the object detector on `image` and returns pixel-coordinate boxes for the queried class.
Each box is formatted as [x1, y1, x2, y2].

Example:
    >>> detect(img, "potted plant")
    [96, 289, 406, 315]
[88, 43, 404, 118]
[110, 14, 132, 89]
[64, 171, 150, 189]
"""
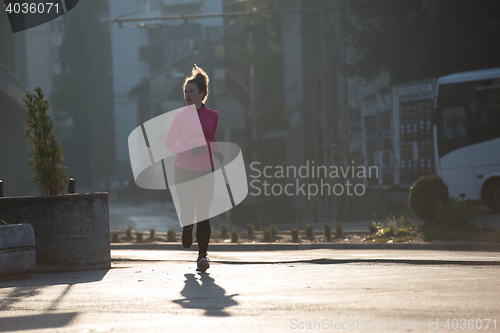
[0, 87, 110, 273]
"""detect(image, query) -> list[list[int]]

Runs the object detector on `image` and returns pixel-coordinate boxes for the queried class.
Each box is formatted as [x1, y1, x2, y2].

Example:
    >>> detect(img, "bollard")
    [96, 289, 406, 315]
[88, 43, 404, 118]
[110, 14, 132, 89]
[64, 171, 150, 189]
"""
[0, 179, 3, 197]
[68, 178, 75, 194]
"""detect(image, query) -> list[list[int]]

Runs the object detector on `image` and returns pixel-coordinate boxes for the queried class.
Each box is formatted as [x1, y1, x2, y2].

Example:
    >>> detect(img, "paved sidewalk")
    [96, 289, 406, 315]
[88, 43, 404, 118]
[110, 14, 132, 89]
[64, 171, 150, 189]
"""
[1, 249, 499, 333]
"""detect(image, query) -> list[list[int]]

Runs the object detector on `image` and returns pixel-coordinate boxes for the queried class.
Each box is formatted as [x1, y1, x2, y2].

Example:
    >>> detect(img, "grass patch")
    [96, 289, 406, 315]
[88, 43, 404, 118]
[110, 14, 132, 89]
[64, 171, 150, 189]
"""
[364, 216, 420, 243]
[367, 197, 493, 243]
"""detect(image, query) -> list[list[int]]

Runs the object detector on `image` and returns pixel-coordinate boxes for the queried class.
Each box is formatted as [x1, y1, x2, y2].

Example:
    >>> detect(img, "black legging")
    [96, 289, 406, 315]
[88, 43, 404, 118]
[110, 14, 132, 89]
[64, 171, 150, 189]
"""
[195, 219, 211, 256]
[174, 166, 215, 256]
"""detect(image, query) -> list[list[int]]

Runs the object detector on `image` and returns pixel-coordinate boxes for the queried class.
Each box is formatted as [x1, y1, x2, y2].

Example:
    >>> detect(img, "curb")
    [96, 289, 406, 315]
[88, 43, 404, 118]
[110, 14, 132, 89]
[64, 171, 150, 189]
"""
[213, 258, 500, 266]
[111, 242, 500, 252]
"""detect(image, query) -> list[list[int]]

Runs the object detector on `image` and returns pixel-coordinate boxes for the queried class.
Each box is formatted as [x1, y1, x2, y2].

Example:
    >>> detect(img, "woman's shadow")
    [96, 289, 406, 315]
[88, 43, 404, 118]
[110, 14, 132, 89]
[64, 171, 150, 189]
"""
[172, 273, 238, 317]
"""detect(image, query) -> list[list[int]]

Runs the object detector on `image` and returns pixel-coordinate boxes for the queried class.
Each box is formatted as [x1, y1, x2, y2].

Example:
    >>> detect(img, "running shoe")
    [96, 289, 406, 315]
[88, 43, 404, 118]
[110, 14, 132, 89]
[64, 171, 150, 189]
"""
[196, 254, 210, 272]
[181, 225, 193, 248]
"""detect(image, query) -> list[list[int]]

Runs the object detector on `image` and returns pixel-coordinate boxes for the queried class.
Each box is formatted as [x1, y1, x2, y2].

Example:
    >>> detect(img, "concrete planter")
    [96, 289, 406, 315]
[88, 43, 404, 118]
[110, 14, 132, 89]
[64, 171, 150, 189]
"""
[0, 223, 36, 278]
[0, 192, 110, 273]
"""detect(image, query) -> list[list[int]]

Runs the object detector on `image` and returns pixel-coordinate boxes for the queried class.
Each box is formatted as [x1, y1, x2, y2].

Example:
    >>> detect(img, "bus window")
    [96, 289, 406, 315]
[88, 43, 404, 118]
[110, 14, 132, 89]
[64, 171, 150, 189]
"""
[468, 79, 500, 144]
[442, 106, 467, 140]
[436, 82, 470, 158]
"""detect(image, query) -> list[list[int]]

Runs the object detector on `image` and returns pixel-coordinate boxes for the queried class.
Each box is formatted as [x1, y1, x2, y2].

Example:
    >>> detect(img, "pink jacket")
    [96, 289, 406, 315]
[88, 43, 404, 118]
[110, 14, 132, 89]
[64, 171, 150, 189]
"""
[165, 104, 220, 171]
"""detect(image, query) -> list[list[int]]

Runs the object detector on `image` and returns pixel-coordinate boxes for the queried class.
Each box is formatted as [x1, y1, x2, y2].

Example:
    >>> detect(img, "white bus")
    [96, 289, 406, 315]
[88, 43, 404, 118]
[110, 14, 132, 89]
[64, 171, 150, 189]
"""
[433, 67, 500, 212]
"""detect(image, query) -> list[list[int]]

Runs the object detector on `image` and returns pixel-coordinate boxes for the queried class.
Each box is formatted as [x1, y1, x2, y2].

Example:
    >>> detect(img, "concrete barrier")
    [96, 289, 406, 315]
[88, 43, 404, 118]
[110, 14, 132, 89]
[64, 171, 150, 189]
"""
[0, 193, 110, 273]
[0, 223, 36, 277]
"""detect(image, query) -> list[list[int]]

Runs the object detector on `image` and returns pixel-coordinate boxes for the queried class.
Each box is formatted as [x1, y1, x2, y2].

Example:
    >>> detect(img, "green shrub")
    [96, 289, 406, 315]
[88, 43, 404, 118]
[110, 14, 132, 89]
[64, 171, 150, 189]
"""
[220, 224, 228, 237]
[436, 197, 475, 231]
[149, 228, 156, 239]
[384, 216, 398, 237]
[383, 226, 395, 237]
[230, 228, 239, 243]
[408, 175, 449, 225]
[262, 227, 271, 241]
[245, 222, 255, 237]
[290, 227, 299, 241]
[211, 226, 220, 239]
[167, 227, 177, 242]
[269, 224, 278, 237]
[110, 231, 119, 243]
[334, 222, 343, 238]
[125, 225, 133, 238]
[305, 224, 314, 239]
[23, 86, 69, 195]
[323, 224, 332, 241]
[367, 221, 377, 234]
[136, 231, 143, 243]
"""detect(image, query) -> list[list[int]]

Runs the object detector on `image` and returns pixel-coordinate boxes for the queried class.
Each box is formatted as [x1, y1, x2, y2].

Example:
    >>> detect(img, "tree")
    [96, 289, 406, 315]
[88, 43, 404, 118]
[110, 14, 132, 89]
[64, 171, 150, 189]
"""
[23, 86, 69, 195]
[346, 0, 500, 83]
[243, 0, 285, 131]
[50, 0, 115, 188]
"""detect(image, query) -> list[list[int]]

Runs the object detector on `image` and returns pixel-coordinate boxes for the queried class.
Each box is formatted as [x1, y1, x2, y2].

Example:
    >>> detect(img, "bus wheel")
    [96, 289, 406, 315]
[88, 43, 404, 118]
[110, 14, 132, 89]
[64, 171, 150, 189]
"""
[485, 179, 500, 213]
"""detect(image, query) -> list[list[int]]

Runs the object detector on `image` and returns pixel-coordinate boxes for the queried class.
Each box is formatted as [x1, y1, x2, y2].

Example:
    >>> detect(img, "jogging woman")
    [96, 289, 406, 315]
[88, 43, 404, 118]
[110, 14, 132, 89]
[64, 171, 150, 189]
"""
[165, 65, 223, 272]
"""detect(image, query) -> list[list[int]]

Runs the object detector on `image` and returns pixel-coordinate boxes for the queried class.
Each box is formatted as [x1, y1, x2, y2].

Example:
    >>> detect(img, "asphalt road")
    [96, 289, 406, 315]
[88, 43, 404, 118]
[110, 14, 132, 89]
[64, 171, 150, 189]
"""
[1, 249, 499, 333]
